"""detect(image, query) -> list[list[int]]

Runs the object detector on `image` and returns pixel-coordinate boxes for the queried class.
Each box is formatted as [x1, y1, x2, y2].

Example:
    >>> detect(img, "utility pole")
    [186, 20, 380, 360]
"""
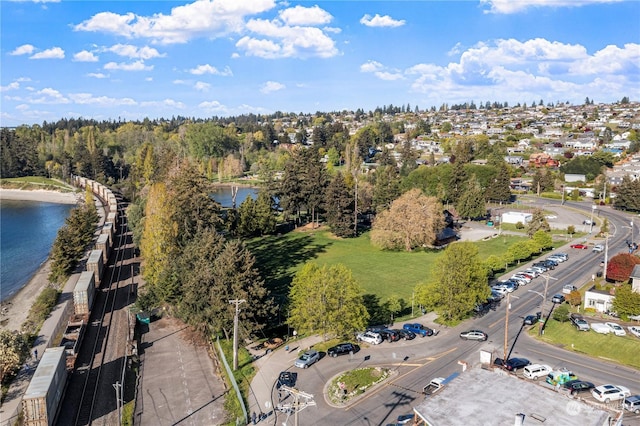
[539, 274, 558, 335]
[113, 382, 122, 425]
[229, 299, 246, 370]
[604, 234, 609, 281]
[503, 293, 519, 362]
[277, 386, 316, 426]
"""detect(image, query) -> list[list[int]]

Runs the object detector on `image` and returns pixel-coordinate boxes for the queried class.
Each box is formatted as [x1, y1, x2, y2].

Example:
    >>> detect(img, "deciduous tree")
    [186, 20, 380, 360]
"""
[289, 263, 369, 340]
[371, 189, 445, 251]
[612, 284, 640, 318]
[0, 330, 29, 384]
[414, 242, 490, 322]
[526, 209, 550, 237]
[606, 253, 640, 282]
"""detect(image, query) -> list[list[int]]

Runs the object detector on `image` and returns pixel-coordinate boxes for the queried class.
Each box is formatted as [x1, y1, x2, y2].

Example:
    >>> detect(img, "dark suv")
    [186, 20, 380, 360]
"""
[277, 371, 297, 389]
[524, 312, 541, 325]
[563, 380, 595, 395]
[327, 342, 360, 357]
[403, 323, 435, 337]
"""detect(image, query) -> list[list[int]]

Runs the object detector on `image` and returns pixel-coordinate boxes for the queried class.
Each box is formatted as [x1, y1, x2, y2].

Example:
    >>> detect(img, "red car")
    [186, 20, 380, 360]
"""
[570, 244, 588, 249]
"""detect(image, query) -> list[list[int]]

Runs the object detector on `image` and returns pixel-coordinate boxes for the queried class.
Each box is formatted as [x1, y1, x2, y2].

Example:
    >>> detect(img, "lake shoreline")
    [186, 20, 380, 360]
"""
[0, 188, 79, 332]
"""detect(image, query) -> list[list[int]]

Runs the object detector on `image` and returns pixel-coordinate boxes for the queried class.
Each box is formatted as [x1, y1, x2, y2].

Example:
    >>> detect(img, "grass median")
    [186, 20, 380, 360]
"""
[532, 320, 640, 369]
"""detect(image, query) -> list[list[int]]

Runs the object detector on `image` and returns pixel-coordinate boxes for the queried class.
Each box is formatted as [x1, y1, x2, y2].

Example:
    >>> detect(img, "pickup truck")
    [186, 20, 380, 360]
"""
[422, 373, 459, 395]
[423, 377, 445, 395]
[403, 323, 435, 337]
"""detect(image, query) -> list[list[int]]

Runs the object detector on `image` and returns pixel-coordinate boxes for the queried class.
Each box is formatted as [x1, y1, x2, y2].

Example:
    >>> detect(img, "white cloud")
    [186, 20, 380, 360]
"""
[74, 0, 276, 44]
[231, 52, 241, 59]
[74, 50, 99, 62]
[173, 79, 188, 85]
[104, 60, 153, 71]
[140, 99, 185, 108]
[279, 5, 332, 26]
[194, 81, 211, 91]
[199, 100, 228, 112]
[9, 0, 61, 3]
[360, 14, 405, 28]
[238, 18, 338, 58]
[30, 47, 64, 59]
[10, 44, 35, 56]
[360, 60, 384, 73]
[374, 71, 404, 81]
[404, 38, 638, 106]
[189, 64, 233, 76]
[68, 93, 136, 106]
[107, 44, 164, 59]
[481, 0, 622, 14]
[31, 88, 70, 104]
[87, 72, 108, 79]
[0, 82, 20, 92]
[260, 81, 285, 93]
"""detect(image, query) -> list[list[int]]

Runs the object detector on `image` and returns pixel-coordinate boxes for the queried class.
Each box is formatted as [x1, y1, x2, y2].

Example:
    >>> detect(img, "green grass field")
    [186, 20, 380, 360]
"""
[0, 177, 74, 191]
[532, 320, 640, 369]
[248, 229, 535, 303]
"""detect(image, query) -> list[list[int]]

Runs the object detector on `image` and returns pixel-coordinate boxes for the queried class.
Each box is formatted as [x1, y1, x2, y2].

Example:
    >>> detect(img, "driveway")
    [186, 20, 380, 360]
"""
[134, 316, 228, 426]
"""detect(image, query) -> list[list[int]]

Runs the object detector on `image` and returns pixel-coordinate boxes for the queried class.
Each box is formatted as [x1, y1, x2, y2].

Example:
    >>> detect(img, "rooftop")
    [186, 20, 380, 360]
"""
[413, 366, 621, 426]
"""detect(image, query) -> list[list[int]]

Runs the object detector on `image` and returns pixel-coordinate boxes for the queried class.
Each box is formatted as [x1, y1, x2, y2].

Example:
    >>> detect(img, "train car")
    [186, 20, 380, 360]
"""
[95, 233, 110, 263]
[102, 222, 114, 246]
[73, 271, 96, 316]
[60, 320, 86, 370]
[22, 347, 67, 426]
[86, 250, 104, 286]
[106, 211, 118, 228]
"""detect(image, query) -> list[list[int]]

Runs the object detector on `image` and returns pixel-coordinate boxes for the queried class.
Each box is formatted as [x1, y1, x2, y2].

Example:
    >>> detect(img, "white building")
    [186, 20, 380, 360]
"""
[501, 211, 533, 224]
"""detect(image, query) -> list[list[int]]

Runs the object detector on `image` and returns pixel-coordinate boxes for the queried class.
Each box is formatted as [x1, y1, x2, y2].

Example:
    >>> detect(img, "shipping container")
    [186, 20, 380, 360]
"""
[107, 211, 118, 228]
[87, 250, 104, 286]
[102, 222, 114, 246]
[22, 347, 67, 426]
[73, 271, 95, 316]
[95, 233, 110, 263]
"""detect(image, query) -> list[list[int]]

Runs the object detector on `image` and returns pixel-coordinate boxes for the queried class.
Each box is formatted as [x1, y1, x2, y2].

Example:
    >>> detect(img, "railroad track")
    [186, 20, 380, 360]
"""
[58, 193, 136, 426]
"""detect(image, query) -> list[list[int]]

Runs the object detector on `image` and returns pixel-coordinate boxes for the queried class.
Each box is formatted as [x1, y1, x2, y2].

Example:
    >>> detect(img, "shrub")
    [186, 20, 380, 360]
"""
[552, 304, 570, 322]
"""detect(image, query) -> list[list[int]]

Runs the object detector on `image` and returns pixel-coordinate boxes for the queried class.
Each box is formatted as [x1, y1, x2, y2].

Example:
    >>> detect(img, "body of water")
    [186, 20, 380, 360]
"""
[210, 186, 258, 208]
[1, 200, 74, 303]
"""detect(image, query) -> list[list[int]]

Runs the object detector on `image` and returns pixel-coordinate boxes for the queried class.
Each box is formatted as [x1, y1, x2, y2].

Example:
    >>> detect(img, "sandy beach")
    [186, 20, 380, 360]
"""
[0, 188, 80, 332]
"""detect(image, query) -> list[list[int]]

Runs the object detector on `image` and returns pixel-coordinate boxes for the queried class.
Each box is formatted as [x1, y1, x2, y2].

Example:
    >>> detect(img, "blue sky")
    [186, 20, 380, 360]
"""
[1, 0, 639, 127]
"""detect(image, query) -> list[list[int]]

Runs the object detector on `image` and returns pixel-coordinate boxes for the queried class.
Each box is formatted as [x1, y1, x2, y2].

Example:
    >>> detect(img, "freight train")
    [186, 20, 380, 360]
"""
[21, 176, 120, 426]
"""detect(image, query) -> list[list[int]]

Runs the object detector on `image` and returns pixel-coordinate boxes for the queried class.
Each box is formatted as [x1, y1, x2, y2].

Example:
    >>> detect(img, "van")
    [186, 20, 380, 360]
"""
[523, 364, 552, 380]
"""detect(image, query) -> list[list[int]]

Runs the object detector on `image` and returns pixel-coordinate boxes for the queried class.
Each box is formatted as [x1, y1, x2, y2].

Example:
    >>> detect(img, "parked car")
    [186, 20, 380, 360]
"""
[356, 331, 383, 345]
[492, 284, 511, 295]
[548, 254, 566, 263]
[294, 349, 319, 368]
[277, 371, 297, 389]
[395, 414, 415, 425]
[494, 357, 531, 372]
[511, 274, 531, 283]
[570, 314, 590, 331]
[592, 384, 631, 403]
[591, 323, 611, 334]
[403, 323, 435, 337]
[523, 364, 552, 380]
[459, 330, 488, 341]
[605, 322, 627, 336]
[523, 268, 540, 277]
[628, 326, 640, 338]
[583, 220, 596, 226]
[593, 244, 604, 253]
[524, 312, 541, 325]
[554, 252, 569, 261]
[395, 329, 416, 340]
[529, 266, 546, 274]
[541, 259, 557, 269]
[570, 243, 588, 249]
[562, 284, 577, 294]
[531, 262, 549, 271]
[546, 368, 577, 386]
[327, 343, 360, 357]
[624, 395, 640, 414]
[563, 380, 595, 395]
[551, 294, 565, 304]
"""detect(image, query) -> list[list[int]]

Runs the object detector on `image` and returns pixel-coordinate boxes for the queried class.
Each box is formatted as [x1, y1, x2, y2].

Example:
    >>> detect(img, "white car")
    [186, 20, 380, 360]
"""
[523, 269, 539, 278]
[356, 331, 382, 345]
[605, 322, 627, 336]
[547, 255, 566, 263]
[593, 244, 604, 253]
[511, 274, 531, 283]
[491, 285, 509, 295]
[523, 364, 553, 380]
[629, 326, 640, 338]
[590, 323, 611, 334]
[592, 384, 631, 403]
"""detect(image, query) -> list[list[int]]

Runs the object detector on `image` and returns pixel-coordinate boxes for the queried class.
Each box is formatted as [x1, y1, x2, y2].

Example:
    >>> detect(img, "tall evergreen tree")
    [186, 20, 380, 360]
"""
[324, 172, 355, 237]
[485, 163, 512, 202]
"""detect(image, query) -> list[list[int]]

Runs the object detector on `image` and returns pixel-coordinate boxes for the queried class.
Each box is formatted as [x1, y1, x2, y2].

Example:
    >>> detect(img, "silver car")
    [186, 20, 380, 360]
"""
[294, 349, 319, 368]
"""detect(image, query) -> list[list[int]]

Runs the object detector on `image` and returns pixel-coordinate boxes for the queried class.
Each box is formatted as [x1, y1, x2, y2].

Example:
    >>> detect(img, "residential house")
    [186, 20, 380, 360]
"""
[529, 153, 559, 168]
[584, 286, 615, 313]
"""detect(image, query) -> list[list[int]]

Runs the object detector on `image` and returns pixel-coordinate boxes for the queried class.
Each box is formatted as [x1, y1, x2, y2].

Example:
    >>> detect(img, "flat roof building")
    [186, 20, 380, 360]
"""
[413, 367, 623, 426]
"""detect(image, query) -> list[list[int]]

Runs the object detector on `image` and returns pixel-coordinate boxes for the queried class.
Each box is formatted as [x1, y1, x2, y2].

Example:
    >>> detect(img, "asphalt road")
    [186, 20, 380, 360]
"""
[271, 201, 640, 426]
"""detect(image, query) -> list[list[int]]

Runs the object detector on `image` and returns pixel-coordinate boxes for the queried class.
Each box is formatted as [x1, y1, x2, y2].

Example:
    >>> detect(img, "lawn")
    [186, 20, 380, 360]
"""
[532, 320, 640, 369]
[248, 229, 536, 303]
[0, 177, 74, 191]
